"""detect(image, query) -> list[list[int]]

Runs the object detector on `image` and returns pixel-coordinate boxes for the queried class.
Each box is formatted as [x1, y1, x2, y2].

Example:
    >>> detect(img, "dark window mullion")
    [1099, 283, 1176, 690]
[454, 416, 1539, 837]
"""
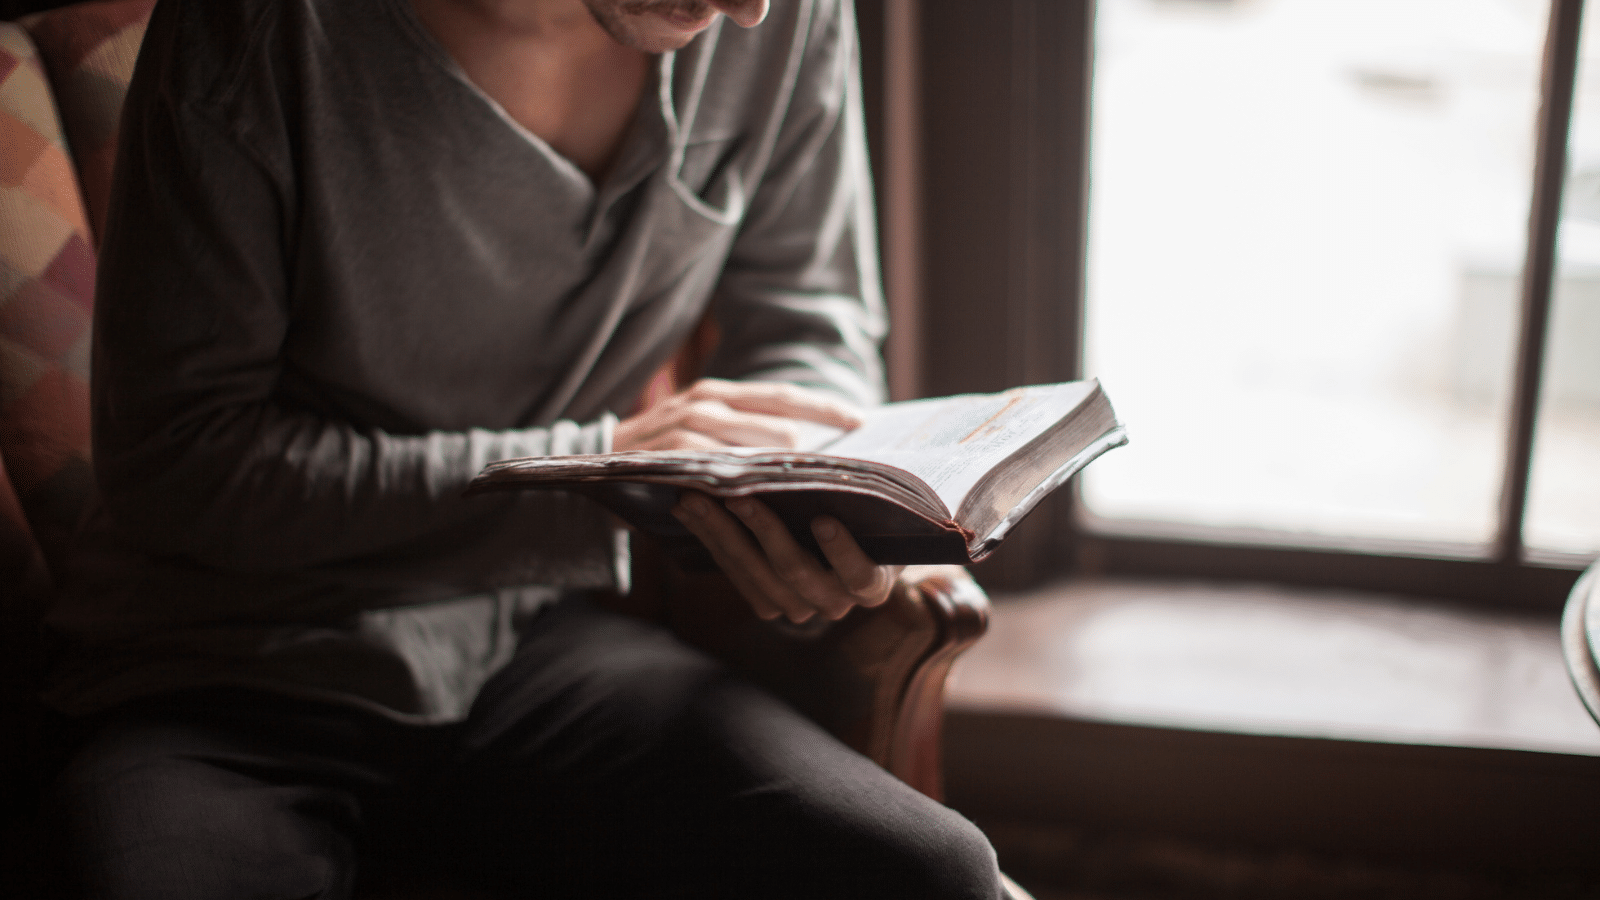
[1498, 0, 1586, 564]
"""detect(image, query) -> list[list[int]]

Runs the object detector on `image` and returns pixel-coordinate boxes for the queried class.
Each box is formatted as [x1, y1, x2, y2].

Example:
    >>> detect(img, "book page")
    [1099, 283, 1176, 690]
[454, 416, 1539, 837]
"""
[816, 381, 1098, 509]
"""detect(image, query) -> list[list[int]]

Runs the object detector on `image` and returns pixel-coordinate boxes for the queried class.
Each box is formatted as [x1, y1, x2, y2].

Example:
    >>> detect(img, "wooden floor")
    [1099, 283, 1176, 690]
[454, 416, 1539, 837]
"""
[991, 817, 1600, 899]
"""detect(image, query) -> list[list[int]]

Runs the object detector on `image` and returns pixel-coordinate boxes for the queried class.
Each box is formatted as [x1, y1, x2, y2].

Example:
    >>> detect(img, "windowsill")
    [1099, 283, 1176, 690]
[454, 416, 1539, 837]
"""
[947, 576, 1600, 757]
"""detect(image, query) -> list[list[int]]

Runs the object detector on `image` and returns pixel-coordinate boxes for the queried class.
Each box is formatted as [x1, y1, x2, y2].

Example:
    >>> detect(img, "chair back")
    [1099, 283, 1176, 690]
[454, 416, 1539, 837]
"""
[0, 0, 152, 821]
[0, 0, 152, 584]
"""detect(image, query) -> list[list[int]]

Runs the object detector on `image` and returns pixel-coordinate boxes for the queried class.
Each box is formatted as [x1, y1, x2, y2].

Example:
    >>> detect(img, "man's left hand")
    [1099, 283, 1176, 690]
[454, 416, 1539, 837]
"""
[671, 492, 903, 623]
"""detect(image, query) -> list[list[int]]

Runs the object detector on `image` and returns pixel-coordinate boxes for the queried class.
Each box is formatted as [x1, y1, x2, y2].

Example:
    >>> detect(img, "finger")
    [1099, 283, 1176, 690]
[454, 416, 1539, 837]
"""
[636, 429, 725, 452]
[623, 401, 820, 450]
[672, 493, 810, 622]
[612, 409, 669, 451]
[670, 494, 786, 620]
[690, 380, 864, 429]
[675, 401, 811, 448]
[616, 398, 709, 451]
[726, 498, 855, 621]
[811, 516, 901, 610]
[616, 393, 768, 452]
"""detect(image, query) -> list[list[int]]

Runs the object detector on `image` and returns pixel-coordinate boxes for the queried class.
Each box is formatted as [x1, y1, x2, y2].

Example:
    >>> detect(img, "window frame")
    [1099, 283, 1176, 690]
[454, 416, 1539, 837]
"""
[867, 0, 1594, 610]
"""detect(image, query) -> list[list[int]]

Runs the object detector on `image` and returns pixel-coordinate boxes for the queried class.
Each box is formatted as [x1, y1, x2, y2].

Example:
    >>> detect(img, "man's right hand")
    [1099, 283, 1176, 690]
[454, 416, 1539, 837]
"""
[616, 378, 890, 624]
[613, 378, 862, 452]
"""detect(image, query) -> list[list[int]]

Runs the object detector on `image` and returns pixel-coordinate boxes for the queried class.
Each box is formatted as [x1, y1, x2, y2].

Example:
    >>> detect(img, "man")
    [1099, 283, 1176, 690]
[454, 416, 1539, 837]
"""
[46, 0, 1006, 897]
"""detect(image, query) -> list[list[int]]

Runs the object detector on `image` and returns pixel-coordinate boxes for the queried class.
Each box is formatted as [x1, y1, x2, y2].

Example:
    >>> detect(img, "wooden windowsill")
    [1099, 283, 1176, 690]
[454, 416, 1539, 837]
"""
[942, 577, 1600, 875]
[948, 577, 1600, 756]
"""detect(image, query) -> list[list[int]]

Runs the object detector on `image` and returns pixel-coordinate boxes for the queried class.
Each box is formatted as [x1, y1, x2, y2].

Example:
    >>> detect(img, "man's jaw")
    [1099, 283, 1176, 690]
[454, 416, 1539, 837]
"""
[584, 0, 768, 52]
[621, 0, 719, 31]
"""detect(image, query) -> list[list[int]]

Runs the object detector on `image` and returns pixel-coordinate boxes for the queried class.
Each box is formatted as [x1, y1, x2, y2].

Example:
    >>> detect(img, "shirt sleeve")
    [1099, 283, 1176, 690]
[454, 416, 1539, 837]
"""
[703, 0, 889, 410]
[90, 93, 617, 582]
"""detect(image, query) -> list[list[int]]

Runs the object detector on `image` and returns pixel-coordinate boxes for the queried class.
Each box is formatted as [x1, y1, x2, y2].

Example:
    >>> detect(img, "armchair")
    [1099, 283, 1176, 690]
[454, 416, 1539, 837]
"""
[0, 0, 995, 892]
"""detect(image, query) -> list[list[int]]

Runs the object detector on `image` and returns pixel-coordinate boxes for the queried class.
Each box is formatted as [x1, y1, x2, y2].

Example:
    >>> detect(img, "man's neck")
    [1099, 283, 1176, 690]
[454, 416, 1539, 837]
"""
[411, 0, 652, 183]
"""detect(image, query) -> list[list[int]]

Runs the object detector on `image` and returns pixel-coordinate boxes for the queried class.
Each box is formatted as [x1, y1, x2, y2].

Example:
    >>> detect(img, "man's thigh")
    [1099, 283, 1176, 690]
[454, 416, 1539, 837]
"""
[50, 691, 428, 900]
[446, 597, 1001, 900]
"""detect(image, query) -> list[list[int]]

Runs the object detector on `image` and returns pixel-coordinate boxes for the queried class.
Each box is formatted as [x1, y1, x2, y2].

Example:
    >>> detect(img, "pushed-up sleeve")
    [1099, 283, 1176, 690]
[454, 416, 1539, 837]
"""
[704, 0, 888, 410]
[91, 96, 614, 582]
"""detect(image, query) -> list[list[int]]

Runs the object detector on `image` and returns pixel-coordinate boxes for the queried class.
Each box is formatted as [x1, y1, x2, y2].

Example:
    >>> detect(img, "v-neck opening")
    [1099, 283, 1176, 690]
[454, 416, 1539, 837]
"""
[380, 0, 672, 208]
[589, 60, 670, 217]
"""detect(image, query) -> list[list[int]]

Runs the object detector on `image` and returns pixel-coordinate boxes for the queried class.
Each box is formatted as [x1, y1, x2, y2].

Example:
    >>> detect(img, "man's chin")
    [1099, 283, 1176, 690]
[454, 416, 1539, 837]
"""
[624, 25, 708, 52]
[651, 4, 719, 32]
[587, 1, 721, 53]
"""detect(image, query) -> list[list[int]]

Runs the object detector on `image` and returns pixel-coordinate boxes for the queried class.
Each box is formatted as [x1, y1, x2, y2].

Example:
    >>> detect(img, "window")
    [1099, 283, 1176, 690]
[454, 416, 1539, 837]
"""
[1528, 2, 1600, 554]
[1084, 0, 1549, 547]
[899, 0, 1594, 606]
[1084, 0, 1600, 564]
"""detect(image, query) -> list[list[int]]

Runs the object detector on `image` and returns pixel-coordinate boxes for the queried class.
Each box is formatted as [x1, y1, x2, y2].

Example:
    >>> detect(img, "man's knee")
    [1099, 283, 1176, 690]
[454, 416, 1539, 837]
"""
[710, 761, 1001, 900]
[911, 810, 1004, 900]
[844, 801, 1001, 900]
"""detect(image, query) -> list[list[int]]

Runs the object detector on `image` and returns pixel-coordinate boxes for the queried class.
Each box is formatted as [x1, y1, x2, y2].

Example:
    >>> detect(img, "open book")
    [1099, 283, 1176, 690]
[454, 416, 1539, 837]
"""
[469, 379, 1127, 565]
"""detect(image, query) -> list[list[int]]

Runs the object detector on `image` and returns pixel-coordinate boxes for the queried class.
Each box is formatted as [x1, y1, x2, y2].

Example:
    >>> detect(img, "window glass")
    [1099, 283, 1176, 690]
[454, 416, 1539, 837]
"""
[1082, 0, 1550, 544]
[1526, 9, 1600, 557]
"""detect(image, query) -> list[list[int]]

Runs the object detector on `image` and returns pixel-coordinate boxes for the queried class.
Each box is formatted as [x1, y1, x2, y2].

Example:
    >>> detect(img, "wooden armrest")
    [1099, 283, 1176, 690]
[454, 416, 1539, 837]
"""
[658, 564, 990, 800]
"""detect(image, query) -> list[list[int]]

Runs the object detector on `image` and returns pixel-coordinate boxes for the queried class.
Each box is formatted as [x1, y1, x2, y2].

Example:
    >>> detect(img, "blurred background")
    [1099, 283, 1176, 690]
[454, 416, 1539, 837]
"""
[1081, 0, 1600, 556]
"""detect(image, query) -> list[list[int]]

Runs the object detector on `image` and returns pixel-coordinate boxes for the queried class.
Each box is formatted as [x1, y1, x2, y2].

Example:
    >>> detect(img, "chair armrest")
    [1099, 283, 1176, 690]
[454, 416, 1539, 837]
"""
[659, 563, 990, 800]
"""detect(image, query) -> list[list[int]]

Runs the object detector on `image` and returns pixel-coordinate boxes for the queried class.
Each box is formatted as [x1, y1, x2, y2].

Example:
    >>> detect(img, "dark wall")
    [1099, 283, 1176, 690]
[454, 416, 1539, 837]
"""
[918, 0, 1096, 585]
[919, 0, 1094, 397]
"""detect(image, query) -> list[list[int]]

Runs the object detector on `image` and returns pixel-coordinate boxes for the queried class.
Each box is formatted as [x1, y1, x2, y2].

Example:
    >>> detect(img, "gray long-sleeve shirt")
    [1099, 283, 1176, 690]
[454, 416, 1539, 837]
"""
[46, 0, 886, 722]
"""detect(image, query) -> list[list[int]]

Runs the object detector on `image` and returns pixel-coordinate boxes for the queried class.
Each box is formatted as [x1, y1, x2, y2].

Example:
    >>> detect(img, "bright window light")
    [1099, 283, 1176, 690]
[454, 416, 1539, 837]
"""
[1081, 0, 1600, 555]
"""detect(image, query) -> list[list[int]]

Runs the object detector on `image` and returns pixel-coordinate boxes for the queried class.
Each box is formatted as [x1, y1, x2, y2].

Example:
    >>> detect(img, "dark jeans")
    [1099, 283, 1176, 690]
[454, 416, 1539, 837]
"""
[48, 598, 1001, 899]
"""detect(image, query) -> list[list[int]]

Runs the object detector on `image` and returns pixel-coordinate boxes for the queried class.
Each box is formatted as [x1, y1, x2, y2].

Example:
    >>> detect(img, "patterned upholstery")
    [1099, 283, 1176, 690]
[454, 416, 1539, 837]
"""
[0, 15, 84, 846]
[0, 0, 150, 580]
[0, 18, 95, 578]
[21, 0, 154, 246]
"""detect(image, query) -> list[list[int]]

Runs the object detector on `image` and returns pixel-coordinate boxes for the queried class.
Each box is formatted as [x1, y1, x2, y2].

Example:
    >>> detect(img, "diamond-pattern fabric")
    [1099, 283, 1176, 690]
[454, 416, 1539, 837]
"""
[0, 18, 95, 578]
[0, 3, 158, 823]
[22, 0, 155, 245]
[0, 0, 153, 579]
